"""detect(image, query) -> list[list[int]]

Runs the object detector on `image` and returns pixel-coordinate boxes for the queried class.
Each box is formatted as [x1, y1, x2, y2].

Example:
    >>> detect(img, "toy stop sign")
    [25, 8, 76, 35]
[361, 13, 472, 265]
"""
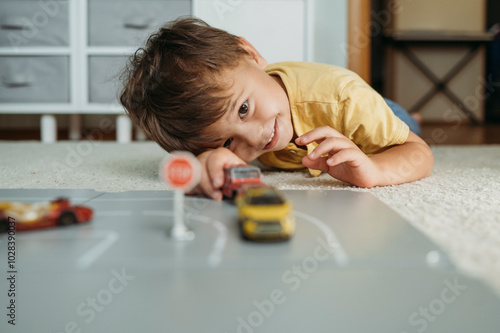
[160, 152, 201, 192]
[167, 159, 192, 187]
[160, 152, 199, 241]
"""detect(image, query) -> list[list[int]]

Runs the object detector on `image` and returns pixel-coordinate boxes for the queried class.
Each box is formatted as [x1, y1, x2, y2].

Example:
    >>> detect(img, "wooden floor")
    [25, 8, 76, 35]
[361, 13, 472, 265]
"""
[420, 123, 500, 145]
[1, 123, 500, 145]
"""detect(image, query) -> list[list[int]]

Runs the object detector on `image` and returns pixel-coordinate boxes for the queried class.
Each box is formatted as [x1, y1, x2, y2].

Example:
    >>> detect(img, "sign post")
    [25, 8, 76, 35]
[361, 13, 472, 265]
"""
[160, 152, 201, 241]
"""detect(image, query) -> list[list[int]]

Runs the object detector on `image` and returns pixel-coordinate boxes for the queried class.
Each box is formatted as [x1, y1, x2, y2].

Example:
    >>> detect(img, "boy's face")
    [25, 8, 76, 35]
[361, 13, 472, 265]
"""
[205, 55, 293, 162]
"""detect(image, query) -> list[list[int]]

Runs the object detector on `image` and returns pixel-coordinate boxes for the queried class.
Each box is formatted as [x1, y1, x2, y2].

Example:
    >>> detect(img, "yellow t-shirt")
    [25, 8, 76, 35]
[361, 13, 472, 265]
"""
[258, 62, 410, 176]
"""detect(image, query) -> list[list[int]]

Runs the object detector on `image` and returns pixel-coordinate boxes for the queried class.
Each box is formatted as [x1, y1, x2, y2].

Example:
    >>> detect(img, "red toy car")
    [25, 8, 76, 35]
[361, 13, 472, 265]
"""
[222, 165, 264, 199]
[0, 197, 93, 233]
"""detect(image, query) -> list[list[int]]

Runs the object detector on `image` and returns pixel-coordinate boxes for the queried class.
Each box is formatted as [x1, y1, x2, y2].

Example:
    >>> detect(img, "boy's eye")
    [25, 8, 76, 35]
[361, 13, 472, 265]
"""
[223, 138, 233, 148]
[238, 101, 249, 118]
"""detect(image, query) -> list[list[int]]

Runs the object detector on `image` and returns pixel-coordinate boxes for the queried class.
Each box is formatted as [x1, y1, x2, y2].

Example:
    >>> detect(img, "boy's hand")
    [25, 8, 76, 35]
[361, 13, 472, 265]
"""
[295, 126, 380, 188]
[189, 148, 246, 200]
[296, 126, 433, 188]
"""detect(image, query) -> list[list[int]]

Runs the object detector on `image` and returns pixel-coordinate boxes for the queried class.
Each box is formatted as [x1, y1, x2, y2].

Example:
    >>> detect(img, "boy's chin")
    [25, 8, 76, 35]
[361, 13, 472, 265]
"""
[252, 140, 289, 159]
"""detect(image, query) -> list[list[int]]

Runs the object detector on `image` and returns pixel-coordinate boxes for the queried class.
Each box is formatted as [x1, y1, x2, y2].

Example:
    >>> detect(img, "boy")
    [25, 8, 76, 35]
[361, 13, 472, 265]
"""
[120, 18, 433, 200]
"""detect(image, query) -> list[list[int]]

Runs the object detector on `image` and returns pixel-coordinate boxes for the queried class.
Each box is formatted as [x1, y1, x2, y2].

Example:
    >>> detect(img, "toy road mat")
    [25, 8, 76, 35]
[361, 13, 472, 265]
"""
[1, 189, 499, 332]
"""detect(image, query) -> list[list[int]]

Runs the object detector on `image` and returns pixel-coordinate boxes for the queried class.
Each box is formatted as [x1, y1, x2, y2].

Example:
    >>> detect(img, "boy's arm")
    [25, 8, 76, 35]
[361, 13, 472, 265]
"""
[296, 127, 433, 188]
[368, 131, 433, 186]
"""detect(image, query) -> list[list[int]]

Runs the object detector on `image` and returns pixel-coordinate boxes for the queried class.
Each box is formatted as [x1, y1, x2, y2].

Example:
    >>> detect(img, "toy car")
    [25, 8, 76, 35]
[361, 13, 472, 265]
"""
[235, 186, 295, 241]
[0, 198, 93, 233]
[222, 165, 263, 199]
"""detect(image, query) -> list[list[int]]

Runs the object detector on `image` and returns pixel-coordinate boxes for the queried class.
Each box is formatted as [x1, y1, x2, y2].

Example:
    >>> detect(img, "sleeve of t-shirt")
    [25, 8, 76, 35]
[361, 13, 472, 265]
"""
[338, 77, 410, 155]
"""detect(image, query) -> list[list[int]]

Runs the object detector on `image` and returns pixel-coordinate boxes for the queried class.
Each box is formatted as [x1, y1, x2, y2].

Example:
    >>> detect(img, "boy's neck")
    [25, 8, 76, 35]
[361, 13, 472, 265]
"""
[270, 74, 288, 97]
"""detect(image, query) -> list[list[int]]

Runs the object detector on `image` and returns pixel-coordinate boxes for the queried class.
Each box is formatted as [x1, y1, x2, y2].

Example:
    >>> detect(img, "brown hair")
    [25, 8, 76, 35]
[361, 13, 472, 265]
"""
[120, 17, 249, 155]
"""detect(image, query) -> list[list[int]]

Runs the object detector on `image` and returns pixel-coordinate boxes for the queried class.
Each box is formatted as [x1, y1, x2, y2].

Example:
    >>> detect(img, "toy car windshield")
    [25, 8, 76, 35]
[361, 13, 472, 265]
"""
[231, 168, 260, 179]
[248, 194, 285, 206]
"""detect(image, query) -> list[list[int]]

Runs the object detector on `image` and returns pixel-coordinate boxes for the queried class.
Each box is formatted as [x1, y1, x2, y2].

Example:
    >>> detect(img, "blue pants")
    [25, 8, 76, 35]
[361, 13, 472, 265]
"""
[384, 98, 421, 136]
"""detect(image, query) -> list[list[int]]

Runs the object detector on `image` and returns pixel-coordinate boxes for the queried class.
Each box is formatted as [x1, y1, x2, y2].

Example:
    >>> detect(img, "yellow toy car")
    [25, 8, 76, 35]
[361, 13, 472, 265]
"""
[235, 186, 295, 241]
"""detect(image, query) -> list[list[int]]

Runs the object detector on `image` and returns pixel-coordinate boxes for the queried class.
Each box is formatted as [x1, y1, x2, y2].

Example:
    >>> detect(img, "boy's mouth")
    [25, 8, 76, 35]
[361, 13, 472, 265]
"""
[263, 119, 278, 150]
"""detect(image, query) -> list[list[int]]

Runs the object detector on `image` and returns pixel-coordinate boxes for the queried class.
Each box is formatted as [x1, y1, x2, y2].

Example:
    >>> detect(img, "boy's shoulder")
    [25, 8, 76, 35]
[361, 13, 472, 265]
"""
[265, 61, 362, 83]
[266, 61, 345, 71]
[265, 61, 366, 102]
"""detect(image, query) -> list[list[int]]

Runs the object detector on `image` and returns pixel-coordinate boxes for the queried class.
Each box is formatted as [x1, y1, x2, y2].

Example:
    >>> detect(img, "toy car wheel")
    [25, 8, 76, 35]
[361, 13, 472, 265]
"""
[59, 211, 76, 226]
[0, 219, 8, 233]
[238, 220, 250, 241]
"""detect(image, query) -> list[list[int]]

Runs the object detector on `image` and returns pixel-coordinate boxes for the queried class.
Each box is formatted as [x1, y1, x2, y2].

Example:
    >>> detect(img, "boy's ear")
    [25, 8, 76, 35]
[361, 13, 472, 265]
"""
[238, 37, 268, 69]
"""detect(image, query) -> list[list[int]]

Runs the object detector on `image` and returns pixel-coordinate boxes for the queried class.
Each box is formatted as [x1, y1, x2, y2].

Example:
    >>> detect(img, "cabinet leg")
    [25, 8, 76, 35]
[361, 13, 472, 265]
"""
[68, 114, 82, 140]
[135, 127, 148, 141]
[116, 115, 132, 143]
[41, 115, 57, 143]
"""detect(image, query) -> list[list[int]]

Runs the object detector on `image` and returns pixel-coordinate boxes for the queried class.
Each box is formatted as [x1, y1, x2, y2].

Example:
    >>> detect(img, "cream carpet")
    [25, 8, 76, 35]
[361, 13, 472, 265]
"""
[1, 142, 500, 293]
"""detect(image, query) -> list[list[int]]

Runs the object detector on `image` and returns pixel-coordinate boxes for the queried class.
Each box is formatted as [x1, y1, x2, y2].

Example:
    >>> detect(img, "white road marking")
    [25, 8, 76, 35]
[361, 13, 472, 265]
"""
[94, 197, 174, 202]
[143, 210, 227, 267]
[76, 230, 119, 270]
[192, 214, 227, 267]
[294, 210, 349, 266]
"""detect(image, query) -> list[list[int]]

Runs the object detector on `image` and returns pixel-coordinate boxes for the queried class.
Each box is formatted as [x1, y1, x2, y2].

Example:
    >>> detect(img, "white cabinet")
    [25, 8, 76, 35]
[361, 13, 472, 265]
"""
[0, 0, 191, 142]
[88, 0, 191, 47]
[0, 56, 69, 103]
[88, 56, 127, 104]
[0, 0, 322, 142]
[0, 0, 69, 47]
